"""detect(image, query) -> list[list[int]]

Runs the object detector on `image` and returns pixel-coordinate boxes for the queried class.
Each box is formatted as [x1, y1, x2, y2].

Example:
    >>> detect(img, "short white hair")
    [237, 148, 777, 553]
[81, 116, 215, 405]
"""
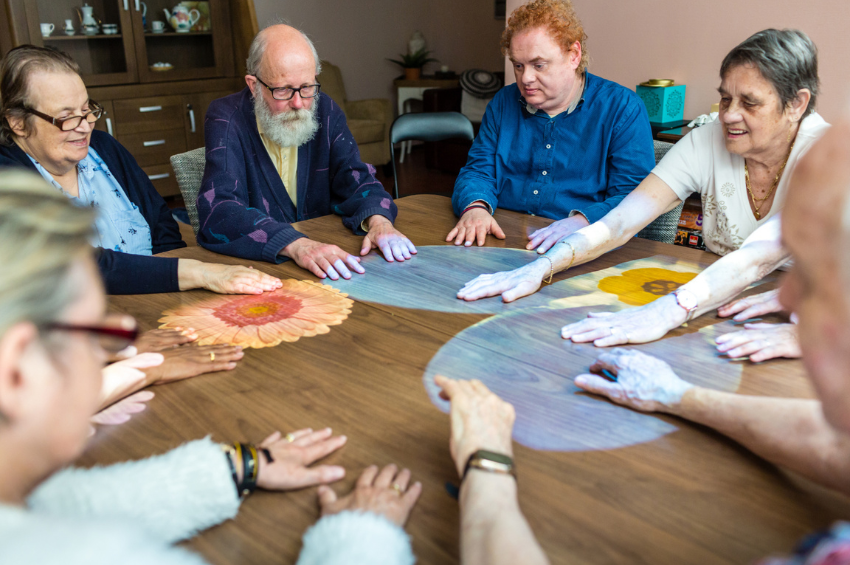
[246, 19, 322, 77]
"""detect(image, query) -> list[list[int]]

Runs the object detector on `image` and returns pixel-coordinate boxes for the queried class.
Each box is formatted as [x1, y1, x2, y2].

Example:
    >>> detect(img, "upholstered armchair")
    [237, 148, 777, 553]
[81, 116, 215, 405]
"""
[317, 61, 392, 166]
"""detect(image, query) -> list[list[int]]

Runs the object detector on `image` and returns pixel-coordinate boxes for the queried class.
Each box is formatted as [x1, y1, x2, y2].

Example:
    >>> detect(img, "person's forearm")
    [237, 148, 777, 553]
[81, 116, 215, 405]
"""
[671, 389, 850, 495]
[460, 473, 549, 565]
[97, 368, 156, 411]
[677, 239, 789, 318]
[177, 259, 206, 291]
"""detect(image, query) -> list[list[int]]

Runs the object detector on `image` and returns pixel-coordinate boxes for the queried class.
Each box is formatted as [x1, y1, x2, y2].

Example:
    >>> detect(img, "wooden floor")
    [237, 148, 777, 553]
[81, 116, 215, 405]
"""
[93, 195, 850, 565]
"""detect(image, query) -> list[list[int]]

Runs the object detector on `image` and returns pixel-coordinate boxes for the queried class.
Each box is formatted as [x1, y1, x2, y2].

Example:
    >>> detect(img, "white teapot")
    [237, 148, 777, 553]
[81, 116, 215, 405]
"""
[163, 4, 199, 32]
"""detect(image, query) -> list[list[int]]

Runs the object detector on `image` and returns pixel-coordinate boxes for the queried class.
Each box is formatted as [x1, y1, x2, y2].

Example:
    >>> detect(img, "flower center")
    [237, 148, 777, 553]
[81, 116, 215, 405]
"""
[641, 280, 683, 296]
[213, 295, 304, 327]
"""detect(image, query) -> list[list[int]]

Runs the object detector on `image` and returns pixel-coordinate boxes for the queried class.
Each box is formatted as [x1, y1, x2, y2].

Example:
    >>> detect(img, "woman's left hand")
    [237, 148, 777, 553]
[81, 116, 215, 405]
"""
[715, 322, 801, 362]
[256, 428, 347, 490]
[561, 295, 687, 346]
[457, 260, 549, 303]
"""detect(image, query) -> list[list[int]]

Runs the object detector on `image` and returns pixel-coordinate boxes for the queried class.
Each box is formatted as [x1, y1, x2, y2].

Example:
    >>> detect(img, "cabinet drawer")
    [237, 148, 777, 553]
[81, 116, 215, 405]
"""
[117, 130, 187, 168]
[142, 164, 181, 198]
[113, 96, 185, 134]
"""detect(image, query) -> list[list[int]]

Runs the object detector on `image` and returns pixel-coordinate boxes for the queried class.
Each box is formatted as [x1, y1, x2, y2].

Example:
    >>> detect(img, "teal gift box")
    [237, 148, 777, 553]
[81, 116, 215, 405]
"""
[636, 83, 686, 124]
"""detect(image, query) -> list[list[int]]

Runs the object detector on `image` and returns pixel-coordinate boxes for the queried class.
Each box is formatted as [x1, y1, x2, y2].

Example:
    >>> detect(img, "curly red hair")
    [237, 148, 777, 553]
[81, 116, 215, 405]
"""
[501, 0, 588, 73]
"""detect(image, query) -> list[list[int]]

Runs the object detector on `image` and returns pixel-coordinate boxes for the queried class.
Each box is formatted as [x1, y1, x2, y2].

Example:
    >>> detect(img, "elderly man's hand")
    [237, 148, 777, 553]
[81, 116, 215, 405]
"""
[446, 207, 506, 247]
[718, 289, 785, 321]
[716, 322, 801, 362]
[574, 349, 694, 413]
[526, 215, 589, 253]
[318, 464, 422, 527]
[360, 215, 417, 262]
[434, 375, 515, 477]
[283, 238, 365, 280]
[561, 295, 688, 346]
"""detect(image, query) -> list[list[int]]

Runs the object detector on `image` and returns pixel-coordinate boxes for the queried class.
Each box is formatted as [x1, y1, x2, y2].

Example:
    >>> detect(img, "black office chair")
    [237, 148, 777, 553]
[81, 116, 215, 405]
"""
[389, 111, 475, 199]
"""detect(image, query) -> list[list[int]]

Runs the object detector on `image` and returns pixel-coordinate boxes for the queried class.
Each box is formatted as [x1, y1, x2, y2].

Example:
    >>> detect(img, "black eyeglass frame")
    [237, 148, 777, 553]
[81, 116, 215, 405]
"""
[253, 76, 321, 101]
[45, 321, 139, 353]
[23, 101, 105, 132]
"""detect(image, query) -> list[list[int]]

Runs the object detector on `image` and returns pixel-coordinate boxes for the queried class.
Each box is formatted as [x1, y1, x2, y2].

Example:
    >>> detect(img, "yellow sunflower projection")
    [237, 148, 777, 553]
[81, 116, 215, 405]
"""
[158, 280, 353, 349]
[597, 268, 697, 306]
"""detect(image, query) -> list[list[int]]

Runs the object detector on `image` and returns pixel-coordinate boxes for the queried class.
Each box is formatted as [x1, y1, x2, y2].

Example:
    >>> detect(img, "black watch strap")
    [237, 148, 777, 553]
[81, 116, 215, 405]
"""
[462, 449, 517, 482]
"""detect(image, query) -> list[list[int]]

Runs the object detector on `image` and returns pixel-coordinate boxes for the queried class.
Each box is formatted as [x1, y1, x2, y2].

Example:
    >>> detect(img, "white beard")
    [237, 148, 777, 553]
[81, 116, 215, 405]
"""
[253, 91, 320, 147]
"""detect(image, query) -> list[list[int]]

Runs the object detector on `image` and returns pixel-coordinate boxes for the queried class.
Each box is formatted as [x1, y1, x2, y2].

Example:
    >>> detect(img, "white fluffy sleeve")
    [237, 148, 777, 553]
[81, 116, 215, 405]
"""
[296, 511, 416, 565]
[27, 437, 240, 543]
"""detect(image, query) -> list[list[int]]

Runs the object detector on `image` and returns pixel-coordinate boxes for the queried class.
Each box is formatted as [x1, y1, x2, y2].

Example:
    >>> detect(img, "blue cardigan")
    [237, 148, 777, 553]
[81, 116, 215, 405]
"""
[197, 88, 397, 263]
[0, 130, 185, 294]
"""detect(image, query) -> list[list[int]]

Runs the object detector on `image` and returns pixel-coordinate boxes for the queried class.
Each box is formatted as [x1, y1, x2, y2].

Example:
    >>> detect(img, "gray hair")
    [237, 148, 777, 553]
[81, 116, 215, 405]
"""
[720, 29, 819, 117]
[0, 170, 95, 338]
[246, 20, 322, 78]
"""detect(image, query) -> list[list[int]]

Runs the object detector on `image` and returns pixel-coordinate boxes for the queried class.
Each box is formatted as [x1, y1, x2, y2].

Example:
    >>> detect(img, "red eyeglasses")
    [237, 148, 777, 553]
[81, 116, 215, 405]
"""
[46, 317, 139, 353]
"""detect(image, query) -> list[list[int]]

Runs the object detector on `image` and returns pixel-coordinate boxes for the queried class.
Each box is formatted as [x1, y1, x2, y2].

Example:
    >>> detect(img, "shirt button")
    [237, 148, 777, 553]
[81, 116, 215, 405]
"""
[533, 190, 539, 195]
[546, 144, 551, 149]
[530, 213, 536, 217]
[542, 171, 548, 176]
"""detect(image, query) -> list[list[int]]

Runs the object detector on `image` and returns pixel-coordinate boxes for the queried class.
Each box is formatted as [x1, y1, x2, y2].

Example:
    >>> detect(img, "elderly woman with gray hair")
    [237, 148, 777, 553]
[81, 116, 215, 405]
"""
[0, 45, 282, 297]
[459, 29, 827, 361]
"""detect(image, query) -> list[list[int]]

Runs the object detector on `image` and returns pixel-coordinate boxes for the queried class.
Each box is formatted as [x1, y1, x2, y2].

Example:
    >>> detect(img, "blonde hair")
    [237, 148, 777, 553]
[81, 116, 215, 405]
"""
[501, 0, 589, 74]
[0, 170, 95, 337]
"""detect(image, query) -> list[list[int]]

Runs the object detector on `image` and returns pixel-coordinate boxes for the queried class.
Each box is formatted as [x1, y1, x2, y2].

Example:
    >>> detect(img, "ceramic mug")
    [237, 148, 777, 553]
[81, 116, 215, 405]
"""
[151, 20, 166, 33]
[40, 23, 54, 37]
[63, 19, 74, 35]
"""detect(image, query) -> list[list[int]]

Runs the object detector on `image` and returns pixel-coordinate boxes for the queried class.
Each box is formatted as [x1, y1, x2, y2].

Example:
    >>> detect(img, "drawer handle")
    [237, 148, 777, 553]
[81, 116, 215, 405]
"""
[106, 118, 114, 137]
[123, 0, 128, 10]
[148, 173, 170, 181]
[134, 0, 140, 11]
[139, 105, 162, 113]
[143, 139, 166, 147]
[188, 105, 196, 133]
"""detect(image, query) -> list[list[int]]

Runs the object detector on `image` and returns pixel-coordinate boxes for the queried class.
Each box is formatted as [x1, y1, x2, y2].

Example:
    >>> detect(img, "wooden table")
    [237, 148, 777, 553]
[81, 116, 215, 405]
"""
[657, 125, 695, 143]
[88, 195, 850, 565]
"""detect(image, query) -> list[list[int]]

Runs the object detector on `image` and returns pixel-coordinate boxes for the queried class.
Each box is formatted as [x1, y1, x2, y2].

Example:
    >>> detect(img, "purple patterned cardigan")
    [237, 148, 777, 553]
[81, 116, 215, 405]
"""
[196, 88, 397, 263]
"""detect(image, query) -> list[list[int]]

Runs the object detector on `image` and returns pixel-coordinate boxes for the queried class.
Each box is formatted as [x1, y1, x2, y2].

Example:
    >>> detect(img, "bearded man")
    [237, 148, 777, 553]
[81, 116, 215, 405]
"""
[198, 24, 415, 279]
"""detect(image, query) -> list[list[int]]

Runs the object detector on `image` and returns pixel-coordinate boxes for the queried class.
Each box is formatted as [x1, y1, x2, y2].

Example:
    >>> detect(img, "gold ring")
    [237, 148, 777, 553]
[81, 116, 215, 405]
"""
[285, 433, 295, 443]
[391, 483, 403, 494]
[209, 351, 215, 362]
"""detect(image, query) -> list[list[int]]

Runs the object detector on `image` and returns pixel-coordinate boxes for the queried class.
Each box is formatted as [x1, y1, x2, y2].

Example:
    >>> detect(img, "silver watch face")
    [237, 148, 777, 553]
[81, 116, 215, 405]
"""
[675, 289, 698, 311]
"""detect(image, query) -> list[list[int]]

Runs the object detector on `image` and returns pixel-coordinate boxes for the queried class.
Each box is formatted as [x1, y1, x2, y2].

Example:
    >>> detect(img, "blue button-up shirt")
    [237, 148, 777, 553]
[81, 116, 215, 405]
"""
[452, 73, 655, 224]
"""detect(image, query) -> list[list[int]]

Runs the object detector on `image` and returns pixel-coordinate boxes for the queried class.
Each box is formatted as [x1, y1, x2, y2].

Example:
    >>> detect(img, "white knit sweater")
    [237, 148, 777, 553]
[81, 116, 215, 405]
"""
[0, 437, 415, 564]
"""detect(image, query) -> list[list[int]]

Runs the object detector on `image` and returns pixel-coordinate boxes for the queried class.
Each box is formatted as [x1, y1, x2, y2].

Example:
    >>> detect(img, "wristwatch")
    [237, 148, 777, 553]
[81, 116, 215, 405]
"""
[672, 287, 699, 322]
[462, 450, 517, 482]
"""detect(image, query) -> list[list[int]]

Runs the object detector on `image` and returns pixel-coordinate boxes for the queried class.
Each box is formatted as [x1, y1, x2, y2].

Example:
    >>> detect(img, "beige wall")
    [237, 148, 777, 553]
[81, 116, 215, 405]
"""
[505, 0, 850, 121]
[252, 0, 505, 105]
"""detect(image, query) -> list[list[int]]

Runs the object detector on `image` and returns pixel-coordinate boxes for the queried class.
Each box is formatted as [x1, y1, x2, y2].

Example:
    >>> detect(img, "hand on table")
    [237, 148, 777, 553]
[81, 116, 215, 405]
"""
[360, 215, 417, 262]
[135, 327, 198, 353]
[433, 375, 515, 477]
[143, 344, 243, 385]
[256, 428, 347, 490]
[318, 464, 422, 527]
[457, 260, 549, 303]
[91, 391, 155, 426]
[574, 349, 694, 413]
[561, 295, 688, 346]
[526, 215, 589, 254]
[446, 207, 505, 247]
[718, 289, 785, 321]
[180, 259, 283, 294]
[98, 352, 164, 411]
[715, 322, 801, 362]
[283, 238, 365, 281]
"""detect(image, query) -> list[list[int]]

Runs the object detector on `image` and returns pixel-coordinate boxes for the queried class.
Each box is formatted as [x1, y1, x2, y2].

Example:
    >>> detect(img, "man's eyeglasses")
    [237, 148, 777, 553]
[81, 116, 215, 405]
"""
[253, 76, 321, 101]
[45, 317, 139, 353]
[24, 101, 105, 132]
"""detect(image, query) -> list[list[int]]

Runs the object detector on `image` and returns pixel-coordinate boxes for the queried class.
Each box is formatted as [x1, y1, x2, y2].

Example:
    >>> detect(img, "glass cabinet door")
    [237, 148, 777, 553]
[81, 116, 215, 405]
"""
[27, 0, 139, 86]
[130, 0, 233, 83]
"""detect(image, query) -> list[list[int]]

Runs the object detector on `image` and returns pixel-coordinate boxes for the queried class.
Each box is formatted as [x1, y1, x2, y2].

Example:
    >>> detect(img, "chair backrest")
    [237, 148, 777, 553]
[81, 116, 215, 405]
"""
[636, 140, 682, 244]
[317, 61, 348, 114]
[389, 111, 475, 199]
[170, 147, 206, 235]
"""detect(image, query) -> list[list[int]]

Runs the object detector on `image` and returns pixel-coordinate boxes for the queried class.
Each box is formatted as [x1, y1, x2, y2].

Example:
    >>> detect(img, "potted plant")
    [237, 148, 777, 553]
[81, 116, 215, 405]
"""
[387, 48, 438, 80]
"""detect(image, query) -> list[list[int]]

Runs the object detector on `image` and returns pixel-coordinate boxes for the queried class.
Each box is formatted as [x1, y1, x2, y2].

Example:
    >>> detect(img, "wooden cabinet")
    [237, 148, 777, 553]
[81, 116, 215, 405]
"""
[5, 0, 247, 197]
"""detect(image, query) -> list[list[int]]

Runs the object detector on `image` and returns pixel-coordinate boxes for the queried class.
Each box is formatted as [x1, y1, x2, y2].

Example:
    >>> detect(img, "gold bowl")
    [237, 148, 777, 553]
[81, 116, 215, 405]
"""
[639, 79, 675, 87]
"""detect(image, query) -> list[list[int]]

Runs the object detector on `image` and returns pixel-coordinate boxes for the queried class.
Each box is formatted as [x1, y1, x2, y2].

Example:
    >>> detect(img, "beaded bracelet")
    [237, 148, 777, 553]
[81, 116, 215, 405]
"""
[238, 443, 259, 498]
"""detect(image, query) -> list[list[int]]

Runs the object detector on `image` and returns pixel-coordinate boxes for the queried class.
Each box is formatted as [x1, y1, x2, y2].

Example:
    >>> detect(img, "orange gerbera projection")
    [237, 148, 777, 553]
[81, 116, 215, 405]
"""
[597, 268, 698, 306]
[159, 280, 353, 349]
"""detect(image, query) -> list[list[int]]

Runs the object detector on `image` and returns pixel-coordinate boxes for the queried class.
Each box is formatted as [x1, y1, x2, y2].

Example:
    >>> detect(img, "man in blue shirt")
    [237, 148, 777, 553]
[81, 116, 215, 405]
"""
[447, 0, 654, 252]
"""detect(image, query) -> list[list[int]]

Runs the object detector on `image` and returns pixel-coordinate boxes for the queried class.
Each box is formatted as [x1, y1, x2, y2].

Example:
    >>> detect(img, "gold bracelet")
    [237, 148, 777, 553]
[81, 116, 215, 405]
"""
[540, 256, 554, 284]
[561, 241, 576, 270]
